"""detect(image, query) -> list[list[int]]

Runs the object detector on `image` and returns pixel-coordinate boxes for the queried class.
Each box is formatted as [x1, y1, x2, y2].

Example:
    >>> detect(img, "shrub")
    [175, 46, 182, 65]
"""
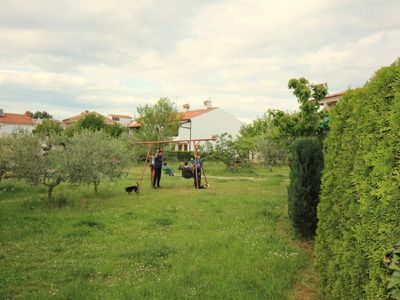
[315, 59, 400, 299]
[287, 137, 323, 239]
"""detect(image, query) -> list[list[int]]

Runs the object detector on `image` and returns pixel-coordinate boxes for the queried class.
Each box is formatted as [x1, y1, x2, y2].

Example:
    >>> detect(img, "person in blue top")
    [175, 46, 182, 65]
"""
[152, 150, 164, 188]
[192, 155, 203, 189]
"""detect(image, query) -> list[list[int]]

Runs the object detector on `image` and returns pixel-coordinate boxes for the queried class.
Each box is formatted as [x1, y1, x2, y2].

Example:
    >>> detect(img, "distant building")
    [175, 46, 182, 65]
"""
[62, 111, 114, 127]
[107, 114, 133, 126]
[128, 101, 243, 151]
[0, 109, 34, 136]
[320, 91, 346, 110]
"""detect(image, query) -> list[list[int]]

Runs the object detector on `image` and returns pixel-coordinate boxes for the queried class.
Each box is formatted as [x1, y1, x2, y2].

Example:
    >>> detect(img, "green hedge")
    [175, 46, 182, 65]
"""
[288, 137, 323, 239]
[163, 151, 194, 162]
[316, 59, 400, 299]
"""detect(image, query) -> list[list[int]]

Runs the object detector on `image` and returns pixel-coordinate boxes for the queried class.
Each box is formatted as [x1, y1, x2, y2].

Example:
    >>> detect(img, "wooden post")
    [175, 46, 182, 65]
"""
[193, 141, 199, 189]
[139, 144, 152, 188]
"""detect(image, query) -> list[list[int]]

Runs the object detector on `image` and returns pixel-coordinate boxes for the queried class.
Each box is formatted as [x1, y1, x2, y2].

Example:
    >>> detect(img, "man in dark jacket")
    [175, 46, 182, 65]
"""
[192, 155, 203, 189]
[153, 150, 163, 188]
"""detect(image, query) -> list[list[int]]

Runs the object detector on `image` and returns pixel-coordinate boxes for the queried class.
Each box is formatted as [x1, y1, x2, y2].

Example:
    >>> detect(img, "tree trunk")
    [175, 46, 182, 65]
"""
[94, 180, 98, 195]
[48, 185, 54, 202]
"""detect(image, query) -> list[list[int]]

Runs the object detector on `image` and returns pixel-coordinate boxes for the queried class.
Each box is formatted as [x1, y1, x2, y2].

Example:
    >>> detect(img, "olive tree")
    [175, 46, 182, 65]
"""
[0, 135, 16, 182]
[12, 133, 68, 201]
[66, 130, 129, 194]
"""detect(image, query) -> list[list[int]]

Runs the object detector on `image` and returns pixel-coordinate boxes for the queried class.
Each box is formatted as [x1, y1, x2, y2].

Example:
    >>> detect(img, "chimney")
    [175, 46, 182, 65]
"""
[0, 109, 4, 117]
[182, 103, 190, 112]
[203, 100, 212, 110]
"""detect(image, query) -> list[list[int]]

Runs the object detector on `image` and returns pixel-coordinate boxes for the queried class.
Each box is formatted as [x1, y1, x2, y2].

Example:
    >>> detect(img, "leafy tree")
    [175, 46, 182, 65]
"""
[66, 130, 129, 194]
[12, 133, 68, 201]
[0, 135, 15, 182]
[77, 113, 107, 132]
[237, 115, 270, 162]
[268, 110, 300, 146]
[210, 133, 242, 170]
[135, 97, 179, 143]
[288, 78, 328, 137]
[258, 139, 288, 169]
[33, 119, 63, 137]
[105, 123, 126, 138]
[33, 111, 53, 119]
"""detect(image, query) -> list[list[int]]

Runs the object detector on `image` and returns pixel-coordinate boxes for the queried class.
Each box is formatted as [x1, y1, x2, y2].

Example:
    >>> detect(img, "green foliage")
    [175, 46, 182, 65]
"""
[32, 119, 63, 137]
[316, 59, 400, 299]
[287, 137, 323, 239]
[66, 130, 129, 194]
[385, 241, 400, 299]
[287, 78, 328, 138]
[32, 111, 53, 119]
[105, 123, 126, 138]
[208, 133, 245, 170]
[259, 139, 288, 169]
[0, 135, 15, 181]
[76, 113, 107, 131]
[135, 97, 179, 142]
[237, 116, 270, 162]
[261, 79, 328, 153]
[11, 133, 68, 201]
[161, 150, 194, 162]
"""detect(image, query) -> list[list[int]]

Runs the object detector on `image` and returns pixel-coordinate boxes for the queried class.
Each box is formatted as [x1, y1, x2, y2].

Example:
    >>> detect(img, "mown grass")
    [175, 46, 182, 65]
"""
[0, 163, 312, 299]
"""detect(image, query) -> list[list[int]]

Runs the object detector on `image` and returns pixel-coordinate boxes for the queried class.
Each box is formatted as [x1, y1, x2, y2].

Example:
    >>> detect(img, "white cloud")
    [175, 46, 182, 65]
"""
[0, 0, 399, 121]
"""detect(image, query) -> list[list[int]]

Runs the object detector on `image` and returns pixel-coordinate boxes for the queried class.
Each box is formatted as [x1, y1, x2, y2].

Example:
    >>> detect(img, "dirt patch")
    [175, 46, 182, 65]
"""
[289, 241, 320, 300]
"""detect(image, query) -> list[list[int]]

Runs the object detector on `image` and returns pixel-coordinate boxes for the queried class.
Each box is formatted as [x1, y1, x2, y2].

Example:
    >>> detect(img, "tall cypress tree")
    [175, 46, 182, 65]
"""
[288, 137, 323, 239]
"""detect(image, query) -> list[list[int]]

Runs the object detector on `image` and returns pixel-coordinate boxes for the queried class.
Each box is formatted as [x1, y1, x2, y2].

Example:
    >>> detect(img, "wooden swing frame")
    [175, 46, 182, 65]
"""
[131, 138, 217, 190]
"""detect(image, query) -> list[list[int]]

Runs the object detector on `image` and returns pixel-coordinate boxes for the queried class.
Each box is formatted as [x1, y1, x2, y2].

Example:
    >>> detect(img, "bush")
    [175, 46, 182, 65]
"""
[315, 59, 400, 299]
[162, 150, 194, 162]
[287, 137, 323, 239]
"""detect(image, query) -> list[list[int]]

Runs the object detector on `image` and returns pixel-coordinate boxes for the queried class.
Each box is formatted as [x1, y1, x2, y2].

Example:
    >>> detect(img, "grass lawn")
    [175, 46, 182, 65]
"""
[0, 163, 314, 299]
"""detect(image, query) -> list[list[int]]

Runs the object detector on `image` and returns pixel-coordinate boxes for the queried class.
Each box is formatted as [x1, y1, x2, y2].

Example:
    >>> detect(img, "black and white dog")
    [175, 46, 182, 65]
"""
[125, 182, 140, 195]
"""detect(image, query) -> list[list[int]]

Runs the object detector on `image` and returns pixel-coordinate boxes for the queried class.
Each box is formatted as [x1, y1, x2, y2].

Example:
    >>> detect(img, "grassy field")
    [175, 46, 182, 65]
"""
[0, 163, 314, 299]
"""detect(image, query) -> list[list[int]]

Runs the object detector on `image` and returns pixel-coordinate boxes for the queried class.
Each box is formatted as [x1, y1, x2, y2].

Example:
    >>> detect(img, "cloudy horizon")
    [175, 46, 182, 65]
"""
[0, 0, 399, 123]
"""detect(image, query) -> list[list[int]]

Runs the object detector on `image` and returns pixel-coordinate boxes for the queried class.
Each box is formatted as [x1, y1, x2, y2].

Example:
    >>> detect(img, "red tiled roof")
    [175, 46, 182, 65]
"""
[62, 111, 114, 125]
[179, 108, 217, 121]
[128, 121, 142, 128]
[0, 113, 33, 125]
[324, 91, 346, 99]
[109, 114, 132, 119]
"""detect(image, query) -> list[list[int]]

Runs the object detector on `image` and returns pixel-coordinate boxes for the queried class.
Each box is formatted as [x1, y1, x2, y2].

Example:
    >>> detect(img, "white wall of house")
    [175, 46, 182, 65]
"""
[116, 117, 132, 126]
[108, 115, 132, 126]
[0, 123, 33, 136]
[175, 108, 242, 141]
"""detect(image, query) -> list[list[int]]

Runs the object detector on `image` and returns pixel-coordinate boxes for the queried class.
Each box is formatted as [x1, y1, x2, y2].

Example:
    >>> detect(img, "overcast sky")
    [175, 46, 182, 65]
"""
[0, 0, 399, 123]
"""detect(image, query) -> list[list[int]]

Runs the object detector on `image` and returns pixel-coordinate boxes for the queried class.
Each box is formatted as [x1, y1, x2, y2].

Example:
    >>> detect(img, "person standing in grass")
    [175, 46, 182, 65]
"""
[192, 155, 203, 189]
[153, 150, 164, 188]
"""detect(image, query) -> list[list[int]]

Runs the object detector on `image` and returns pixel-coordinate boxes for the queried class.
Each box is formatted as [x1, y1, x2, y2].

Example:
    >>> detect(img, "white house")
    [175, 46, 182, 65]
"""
[0, 109, 34, 136]
[108, 114, 133, 126]
[319, 91, 346, 110]
[128, 101, 243, 150]
[174, 101, 242, 151]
